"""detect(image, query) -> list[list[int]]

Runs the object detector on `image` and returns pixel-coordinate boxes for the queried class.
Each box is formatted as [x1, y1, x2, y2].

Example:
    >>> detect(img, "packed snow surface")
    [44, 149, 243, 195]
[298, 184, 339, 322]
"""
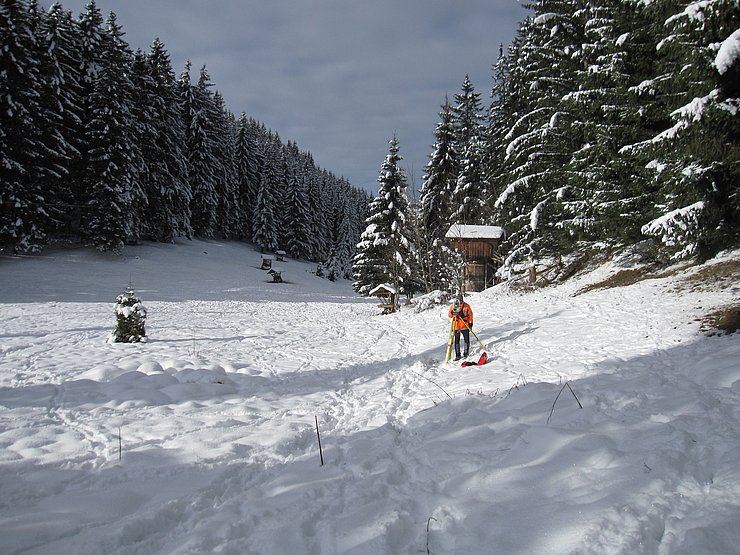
[1, 240, 739, 554]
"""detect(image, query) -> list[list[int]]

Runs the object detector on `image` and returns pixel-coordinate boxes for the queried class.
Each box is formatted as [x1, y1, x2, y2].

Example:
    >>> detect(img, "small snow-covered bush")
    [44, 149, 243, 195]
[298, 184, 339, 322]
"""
[412, 290, 451, 313]
[112, 286, 147, 343]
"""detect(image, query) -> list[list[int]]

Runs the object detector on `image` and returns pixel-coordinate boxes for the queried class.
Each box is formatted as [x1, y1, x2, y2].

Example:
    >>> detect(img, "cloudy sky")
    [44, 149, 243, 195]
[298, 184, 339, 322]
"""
[46, 1, 528, 193]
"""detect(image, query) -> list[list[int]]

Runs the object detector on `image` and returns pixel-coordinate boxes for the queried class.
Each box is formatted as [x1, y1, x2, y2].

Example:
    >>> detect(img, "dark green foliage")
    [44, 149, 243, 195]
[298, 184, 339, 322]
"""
[488, 0, 740, 269]
[113, 286, 147, 343]
[1, 0, 365, 264]
[353, 136, 415, 296]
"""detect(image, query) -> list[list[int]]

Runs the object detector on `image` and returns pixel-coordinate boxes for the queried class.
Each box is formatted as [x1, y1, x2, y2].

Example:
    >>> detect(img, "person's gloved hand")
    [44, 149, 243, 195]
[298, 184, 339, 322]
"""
[469, 322, 473, 329]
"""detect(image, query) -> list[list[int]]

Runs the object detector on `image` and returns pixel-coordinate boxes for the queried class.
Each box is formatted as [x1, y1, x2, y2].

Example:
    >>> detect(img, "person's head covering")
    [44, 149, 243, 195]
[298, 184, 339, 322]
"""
[457, 292, 464, 303]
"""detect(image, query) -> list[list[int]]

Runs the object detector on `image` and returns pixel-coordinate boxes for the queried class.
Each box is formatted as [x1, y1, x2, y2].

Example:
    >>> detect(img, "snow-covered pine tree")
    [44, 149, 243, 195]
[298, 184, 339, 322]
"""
[67, 0, 105, 228]
[451, 135, 489, 225]
[26, 1, 76, 240]
[558, 0, 656, 248]
[450, 76, 487, 225]
[305, 164, 328, 261]
[414, 79, 487, 285]
[324, 194, 354, 280]
[452, 75, 485, 160]
[36, 2, 84, 235]
[352, 135, 415, 298]
[492, 0, 585, 266]
[234, 113, 263, 241]
[80, 12, 143, 252]
[284, 150, 313, 259]
[180, 64, 220, 238]
[251, 133, 280, 253]
[139, 38, 192, 242]
[112, 286, 147, 343]
[634, 0, 740, 260]
[0, 0, 51, 252]
[420, 96, 458, 240]
[212, 92, 239, 239]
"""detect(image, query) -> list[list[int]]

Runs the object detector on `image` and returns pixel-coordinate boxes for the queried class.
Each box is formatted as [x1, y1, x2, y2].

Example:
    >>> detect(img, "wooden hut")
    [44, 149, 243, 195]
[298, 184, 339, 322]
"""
[445, 224, 506, 292]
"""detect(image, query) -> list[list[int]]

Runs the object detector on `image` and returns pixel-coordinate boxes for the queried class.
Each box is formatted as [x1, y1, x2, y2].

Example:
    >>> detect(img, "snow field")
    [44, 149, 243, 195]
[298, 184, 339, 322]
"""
[1, 240, 739, 554]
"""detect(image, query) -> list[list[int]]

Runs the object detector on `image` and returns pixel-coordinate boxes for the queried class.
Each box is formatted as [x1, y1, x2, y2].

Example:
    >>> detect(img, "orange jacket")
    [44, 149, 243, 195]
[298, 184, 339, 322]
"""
[448, 301, 473, 330]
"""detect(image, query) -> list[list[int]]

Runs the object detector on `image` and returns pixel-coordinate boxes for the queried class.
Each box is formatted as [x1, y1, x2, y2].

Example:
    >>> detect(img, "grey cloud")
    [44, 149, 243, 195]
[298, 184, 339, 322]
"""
[43, 0, 527, 192]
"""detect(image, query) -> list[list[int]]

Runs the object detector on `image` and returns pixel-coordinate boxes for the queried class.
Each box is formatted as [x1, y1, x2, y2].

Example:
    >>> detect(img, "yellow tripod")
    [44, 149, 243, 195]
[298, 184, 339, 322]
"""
[444, 318, 456, 362]
[446, 316, 487, 363]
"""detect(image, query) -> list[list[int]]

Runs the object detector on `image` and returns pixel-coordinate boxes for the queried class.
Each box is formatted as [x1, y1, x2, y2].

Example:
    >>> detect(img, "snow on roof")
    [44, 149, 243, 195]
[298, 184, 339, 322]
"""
[445, 224, 505, 240]
[369, 283, 396, 296]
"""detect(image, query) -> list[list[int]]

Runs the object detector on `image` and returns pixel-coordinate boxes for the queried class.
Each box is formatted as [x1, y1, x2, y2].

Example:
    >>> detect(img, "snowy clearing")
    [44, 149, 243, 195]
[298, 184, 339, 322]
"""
[1, 240, 739, 554]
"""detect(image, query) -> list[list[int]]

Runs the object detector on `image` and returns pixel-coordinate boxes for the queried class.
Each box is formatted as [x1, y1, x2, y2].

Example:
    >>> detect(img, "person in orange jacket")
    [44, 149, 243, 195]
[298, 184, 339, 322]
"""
[448, 293, 473, 361]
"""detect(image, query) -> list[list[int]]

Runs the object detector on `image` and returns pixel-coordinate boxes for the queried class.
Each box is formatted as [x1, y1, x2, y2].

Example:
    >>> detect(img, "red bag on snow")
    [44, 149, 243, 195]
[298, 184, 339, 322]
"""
[461, 352, 488, 367]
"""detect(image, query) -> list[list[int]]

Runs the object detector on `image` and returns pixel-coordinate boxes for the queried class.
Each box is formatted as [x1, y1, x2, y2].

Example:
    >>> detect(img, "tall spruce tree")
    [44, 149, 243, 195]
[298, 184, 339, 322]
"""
[68, 0, 105, 227]
[284, 150, 313, 259]
[212, 92, 239, 239]
[493, 0, 585, 264]
[306, 169, 330, 261]
[38, 2, 83, 233]
[353, 135, 414, 297]
[450, 76, 487, 224]
[234, 113, 262, 241]
[0, 0, 51, 252]
[557, 0, 654, 247]
[421, 96, 458, 238]
[635, 0, 740, 259]
[180, 64, 220, 237]
[251, 133, 280, 252]
[325, 193, 354, 280]
[419, 96, 460, 290]
[79, 12, 143, 251]
[140, 38, 191, 242]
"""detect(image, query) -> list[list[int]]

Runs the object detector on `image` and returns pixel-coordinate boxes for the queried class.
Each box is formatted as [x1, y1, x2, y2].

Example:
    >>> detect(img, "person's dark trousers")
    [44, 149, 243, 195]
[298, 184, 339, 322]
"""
[454, 329, 470, 358]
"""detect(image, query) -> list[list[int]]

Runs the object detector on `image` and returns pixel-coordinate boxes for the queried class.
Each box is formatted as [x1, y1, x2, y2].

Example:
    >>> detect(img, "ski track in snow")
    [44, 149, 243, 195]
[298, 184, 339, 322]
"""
[1, 241, 739, 554]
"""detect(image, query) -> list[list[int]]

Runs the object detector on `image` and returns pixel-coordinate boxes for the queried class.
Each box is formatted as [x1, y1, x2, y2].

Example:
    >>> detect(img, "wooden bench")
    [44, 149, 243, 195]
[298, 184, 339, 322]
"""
[268, 268, 283, 283]
[260, 255, 274, 270]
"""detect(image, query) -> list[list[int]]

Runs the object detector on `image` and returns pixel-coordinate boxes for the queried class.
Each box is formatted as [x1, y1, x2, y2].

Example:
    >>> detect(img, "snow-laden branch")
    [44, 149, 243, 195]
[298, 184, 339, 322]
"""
[715, 28, 740, 75]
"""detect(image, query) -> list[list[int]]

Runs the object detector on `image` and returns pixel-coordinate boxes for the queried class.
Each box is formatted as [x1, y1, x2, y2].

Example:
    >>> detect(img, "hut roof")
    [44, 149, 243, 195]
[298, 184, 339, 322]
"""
[369, 284, 397, 296]
[445, 224, 505, 240]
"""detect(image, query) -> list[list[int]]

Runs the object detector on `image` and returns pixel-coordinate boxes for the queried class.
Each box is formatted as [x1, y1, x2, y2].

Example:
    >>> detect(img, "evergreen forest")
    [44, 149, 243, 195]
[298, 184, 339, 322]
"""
[1, 0, 370, 280]
[2, 1, 738, 295]
[354, 0, 739, 296]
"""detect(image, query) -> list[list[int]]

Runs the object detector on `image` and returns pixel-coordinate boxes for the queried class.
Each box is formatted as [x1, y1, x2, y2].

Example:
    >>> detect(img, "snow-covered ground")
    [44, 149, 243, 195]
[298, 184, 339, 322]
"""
[1, 240, 739, 554]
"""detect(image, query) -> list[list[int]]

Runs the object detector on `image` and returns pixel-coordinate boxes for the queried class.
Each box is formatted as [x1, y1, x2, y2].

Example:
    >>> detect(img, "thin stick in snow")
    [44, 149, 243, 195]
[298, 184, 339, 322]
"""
[315, 416, 324, 466]
[407, 368, 453, 400]
[426, 516, 438, 555]
[547, 381, 583, 424]
[118, 426, 122, 462]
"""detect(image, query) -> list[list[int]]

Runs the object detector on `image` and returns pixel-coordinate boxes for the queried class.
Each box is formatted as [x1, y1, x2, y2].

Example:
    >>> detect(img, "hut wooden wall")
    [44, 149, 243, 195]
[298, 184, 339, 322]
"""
[451, 239, 497, 259]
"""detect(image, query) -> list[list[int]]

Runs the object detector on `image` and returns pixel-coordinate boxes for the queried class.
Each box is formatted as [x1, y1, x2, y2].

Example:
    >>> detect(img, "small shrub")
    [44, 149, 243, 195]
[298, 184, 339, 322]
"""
[113, 286, 147, 343]
[702, 304, 740, 335]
